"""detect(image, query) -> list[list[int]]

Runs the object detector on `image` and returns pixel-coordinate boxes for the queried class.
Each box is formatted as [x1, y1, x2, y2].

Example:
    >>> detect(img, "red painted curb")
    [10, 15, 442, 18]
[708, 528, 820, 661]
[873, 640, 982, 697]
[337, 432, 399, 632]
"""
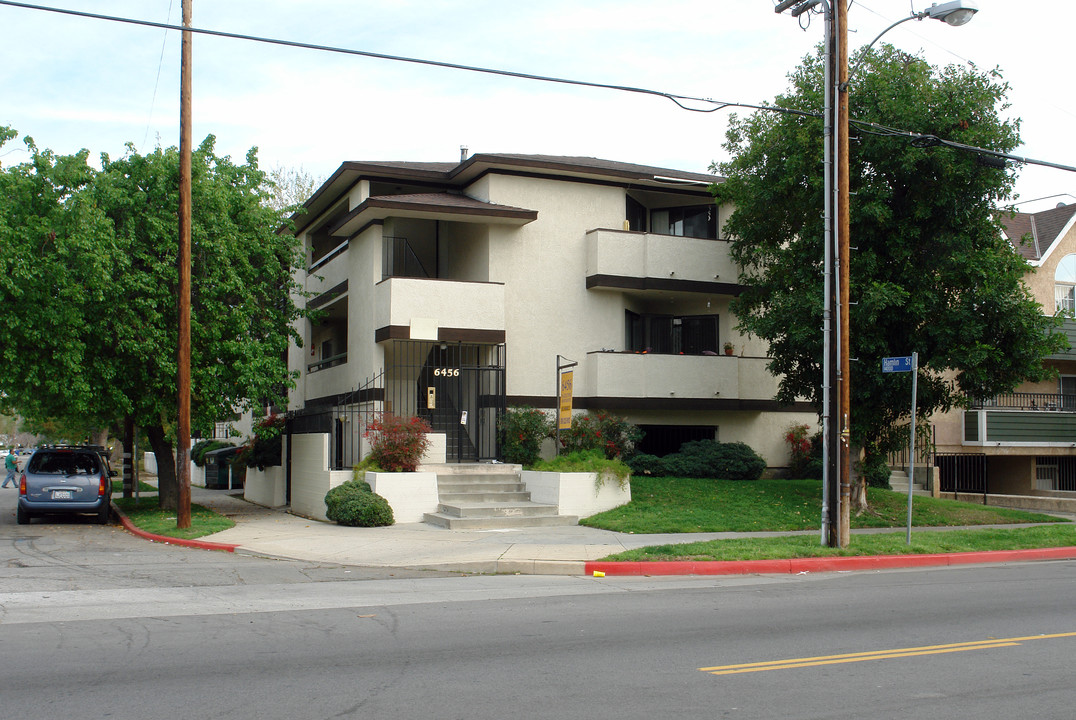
[585, 546, 1076, 576]
[114, 504, 238, 553]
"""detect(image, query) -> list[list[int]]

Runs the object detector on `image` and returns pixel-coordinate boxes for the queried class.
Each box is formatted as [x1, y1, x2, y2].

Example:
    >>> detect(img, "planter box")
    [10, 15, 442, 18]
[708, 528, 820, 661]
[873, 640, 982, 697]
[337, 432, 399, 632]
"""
[365, 471, 439, 523]
[245, 465, 287, 508]
[521, 471, 631, 518]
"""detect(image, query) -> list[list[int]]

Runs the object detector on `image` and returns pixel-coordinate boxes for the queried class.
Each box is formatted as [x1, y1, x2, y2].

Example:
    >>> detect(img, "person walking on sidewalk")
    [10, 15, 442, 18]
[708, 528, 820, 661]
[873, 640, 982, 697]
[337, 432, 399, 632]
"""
[2, 450, 18, 488]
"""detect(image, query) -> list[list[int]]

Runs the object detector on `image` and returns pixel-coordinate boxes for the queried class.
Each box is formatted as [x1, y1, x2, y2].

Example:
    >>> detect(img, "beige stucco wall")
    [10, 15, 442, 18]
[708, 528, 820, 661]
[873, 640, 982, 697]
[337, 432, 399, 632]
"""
[1023, 220, 1076, 309]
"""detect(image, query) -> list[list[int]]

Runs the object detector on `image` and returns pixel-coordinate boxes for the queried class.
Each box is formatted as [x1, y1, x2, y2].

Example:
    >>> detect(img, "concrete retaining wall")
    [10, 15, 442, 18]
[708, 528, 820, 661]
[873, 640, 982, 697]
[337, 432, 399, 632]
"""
[289, 433, 352, 521]
[366, 471, 439, 523]
[942, 492, 1076, 515]
[245, 464, 287, 508]
[522, 470, 631, 518]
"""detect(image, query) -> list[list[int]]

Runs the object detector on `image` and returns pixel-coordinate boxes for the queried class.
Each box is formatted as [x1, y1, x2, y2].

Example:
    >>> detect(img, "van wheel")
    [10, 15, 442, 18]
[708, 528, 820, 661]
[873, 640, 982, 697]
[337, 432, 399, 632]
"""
[16, 505, 30, 525]
[98, 502, 111, 525]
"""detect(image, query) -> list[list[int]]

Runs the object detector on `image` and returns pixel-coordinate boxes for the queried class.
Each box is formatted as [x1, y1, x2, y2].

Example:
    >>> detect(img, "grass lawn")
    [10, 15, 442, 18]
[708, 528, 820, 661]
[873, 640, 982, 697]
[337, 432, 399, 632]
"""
[113, 496, 234, 540]
[112, 479, 158, 493]
[581, 476, 1064, 534]
[602, 525, 1076, 562]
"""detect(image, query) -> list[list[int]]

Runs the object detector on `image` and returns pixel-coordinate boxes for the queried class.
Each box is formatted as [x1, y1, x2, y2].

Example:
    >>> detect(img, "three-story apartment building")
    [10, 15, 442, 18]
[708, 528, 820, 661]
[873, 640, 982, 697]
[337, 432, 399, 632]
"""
[287, 153, 815, 469]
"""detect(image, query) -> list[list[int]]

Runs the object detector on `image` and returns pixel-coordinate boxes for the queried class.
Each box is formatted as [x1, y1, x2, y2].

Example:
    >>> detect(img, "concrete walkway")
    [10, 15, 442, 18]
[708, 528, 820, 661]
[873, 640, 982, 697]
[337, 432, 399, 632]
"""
[111, 486, 1076, 576]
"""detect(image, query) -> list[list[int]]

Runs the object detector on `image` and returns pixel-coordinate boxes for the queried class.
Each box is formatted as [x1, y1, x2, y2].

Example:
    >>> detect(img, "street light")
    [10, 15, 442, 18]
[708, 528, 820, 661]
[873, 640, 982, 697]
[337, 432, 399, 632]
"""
[848, 2, 979, 83]
[776, 1, 978, 547]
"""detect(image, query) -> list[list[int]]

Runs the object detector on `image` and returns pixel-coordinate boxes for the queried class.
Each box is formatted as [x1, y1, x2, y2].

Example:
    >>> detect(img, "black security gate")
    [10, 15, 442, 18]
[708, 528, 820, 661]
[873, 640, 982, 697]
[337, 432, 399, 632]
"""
[290, 341, 506, 469]
[936, 453, 987, 494]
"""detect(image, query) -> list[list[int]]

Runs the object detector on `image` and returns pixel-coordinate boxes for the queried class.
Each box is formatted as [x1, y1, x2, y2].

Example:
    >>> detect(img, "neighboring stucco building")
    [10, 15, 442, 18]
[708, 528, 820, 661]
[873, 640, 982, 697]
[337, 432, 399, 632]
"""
[932, 202, 1076, 497]
[285, 153, 815, 470]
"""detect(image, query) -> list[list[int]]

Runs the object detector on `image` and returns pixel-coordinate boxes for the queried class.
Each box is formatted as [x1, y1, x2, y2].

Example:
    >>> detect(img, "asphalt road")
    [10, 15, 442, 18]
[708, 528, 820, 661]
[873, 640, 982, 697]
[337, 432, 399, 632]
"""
[2, 488, 1075, 719]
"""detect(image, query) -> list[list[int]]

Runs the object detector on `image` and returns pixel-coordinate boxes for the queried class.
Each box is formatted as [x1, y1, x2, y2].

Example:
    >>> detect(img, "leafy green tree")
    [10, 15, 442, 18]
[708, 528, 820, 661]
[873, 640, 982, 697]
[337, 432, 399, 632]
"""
[714, 46, 1064, 510]
[0, 127, 307, 510]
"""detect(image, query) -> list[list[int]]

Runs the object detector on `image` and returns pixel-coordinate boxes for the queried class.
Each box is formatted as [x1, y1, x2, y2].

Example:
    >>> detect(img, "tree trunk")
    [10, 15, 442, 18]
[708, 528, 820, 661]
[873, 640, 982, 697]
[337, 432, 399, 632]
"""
[146, 425, 177, 511]
[89, 428, 109, 451]
[849, 442, 869, 514]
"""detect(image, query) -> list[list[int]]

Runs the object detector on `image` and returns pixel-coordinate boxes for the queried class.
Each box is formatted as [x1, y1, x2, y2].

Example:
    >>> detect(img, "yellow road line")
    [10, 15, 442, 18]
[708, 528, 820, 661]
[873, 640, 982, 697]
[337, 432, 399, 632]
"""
[700, 631, 1076, 676]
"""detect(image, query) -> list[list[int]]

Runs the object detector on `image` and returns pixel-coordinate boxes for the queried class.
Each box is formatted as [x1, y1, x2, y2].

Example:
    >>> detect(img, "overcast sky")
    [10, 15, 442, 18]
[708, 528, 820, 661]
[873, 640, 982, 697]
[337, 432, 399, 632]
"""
[2, 0, 1072, 211]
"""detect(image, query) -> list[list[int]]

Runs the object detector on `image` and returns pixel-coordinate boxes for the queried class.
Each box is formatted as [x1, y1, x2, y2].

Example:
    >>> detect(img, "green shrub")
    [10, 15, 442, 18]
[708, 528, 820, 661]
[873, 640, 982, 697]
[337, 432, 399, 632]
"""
[659, 440, 767, 481]
[498, 407, 552, 466]
[627, 452, 667, 477]
[191, 439, 234, 467]
[559, 411, 643, 459]
[324, 479, 394, 527]
[532, 449, 631, 490]
[859, 446, 892, 489]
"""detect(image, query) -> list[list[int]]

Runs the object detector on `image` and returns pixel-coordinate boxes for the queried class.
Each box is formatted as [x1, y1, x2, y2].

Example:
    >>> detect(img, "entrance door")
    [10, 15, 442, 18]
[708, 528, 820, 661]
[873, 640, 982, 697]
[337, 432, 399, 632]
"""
[414, 342, 505, 462]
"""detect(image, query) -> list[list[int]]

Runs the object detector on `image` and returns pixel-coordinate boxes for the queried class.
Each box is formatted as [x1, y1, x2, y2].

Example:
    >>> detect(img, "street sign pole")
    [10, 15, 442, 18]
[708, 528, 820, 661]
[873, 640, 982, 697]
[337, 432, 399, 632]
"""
[906, 351, 918, 545]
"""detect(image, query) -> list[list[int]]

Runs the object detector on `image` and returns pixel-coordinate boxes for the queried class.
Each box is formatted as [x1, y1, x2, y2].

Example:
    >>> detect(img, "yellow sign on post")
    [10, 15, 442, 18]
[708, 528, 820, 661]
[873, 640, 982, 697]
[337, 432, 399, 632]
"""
[558, 371, 574, 430]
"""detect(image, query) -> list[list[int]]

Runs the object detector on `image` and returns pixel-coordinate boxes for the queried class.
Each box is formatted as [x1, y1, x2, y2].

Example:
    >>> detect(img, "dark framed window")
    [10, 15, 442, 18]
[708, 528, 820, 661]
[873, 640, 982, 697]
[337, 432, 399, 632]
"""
[651, 204, 717, 239]
[625, 311, 718, 355]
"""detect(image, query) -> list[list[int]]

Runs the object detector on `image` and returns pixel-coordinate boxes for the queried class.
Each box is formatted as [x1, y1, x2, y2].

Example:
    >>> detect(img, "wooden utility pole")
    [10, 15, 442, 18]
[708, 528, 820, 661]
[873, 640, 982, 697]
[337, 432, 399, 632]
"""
[177, 0, 193, 529]
[836, 0, 851, 548]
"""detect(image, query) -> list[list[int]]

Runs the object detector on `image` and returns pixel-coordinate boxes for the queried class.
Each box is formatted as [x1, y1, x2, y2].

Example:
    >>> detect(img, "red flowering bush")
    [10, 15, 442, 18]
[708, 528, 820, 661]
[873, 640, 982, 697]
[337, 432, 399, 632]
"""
[784, 423, 821, 479]
[559, 411, 642, 460]
[498, 407, 552, 466]
[364, 414, 432, 472]
[232, 414, 285, 471]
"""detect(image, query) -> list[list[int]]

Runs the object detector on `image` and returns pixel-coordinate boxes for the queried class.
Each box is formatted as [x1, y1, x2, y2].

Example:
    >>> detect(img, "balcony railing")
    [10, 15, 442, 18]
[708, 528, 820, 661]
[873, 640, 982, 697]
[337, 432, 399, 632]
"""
[383, 236, 431, 280]
[307, 352, 347, 374]
[970, 392, 1076, 412]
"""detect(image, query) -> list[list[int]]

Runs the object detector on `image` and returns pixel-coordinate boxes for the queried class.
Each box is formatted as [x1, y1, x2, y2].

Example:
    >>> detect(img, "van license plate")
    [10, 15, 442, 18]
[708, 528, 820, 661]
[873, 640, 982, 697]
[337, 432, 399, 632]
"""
[52, 490, 74, 500]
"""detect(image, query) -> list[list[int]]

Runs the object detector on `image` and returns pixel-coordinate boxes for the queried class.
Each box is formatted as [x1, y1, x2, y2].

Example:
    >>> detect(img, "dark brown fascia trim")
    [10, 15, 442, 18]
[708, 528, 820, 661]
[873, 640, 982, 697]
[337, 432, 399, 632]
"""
[586, 274, 745, 296]
[366, 196, 537, 221]
[328, 196, 537, 237]
[452, 154, 721, 187]
[345, 218, 384, 240]
[375, 326, 507, 344]
[506, 396, 814, 413]
[338, 162, 455, 182]
[462, 166, 716, 199]
[307, 280, 349, 310]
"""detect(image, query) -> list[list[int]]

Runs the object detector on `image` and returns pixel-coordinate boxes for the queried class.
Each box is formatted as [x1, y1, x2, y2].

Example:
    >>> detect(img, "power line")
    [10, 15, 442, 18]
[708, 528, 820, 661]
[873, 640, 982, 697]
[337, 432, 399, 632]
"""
[1, 0, 1071, 176]
[0, 0, 795, 119]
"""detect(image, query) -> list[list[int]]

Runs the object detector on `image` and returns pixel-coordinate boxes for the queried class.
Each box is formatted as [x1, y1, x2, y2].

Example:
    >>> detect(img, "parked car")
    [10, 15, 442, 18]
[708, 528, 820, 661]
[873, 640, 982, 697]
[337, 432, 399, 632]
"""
[17, 445, 116, 525]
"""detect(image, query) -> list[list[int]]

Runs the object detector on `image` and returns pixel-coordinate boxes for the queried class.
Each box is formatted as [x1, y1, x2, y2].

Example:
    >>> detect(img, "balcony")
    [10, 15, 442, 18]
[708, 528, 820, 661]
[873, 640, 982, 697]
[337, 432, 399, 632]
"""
[964, 408, 1076, 447]
[307, 240, 349, 298]
[585, 229, 741, 294]
[970, 392, 1076, 412]
[375, 277, 505, 340]
[584, 352, 781, 405]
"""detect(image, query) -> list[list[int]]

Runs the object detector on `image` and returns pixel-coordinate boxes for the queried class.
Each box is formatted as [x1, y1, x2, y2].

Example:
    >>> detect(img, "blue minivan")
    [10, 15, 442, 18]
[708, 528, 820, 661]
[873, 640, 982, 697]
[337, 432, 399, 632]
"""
[17, 445, 116, 525]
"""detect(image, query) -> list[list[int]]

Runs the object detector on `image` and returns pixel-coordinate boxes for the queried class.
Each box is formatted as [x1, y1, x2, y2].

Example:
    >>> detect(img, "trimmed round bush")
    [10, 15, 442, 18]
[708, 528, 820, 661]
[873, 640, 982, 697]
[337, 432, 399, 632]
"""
[627, 452, 666, 477]
[660, 440, 767, 481]
[325, 479, 394, 527]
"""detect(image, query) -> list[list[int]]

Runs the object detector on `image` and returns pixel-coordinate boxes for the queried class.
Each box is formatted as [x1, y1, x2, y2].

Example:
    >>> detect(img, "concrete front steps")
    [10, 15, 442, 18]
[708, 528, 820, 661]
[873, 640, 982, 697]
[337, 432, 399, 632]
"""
[421, 464, 578, 530]
[889, 469, 931, 496]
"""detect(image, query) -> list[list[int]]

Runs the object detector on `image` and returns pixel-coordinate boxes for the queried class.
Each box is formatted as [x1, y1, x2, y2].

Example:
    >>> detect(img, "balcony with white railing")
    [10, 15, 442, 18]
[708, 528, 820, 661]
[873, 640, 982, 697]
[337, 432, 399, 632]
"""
[585, 229, 740, 291]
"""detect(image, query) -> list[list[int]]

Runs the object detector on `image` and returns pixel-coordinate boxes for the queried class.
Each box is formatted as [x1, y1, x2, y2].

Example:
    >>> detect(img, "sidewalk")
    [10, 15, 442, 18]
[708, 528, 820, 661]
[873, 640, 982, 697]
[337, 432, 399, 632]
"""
[108, 486, 1076, 577]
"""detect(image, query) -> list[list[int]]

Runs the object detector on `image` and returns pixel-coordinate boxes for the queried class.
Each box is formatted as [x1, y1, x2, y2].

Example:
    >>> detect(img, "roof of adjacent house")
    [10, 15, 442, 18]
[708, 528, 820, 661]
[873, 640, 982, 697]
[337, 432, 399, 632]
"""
[292, 153, 721, 234]
[1001, 203, 1076, 264]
